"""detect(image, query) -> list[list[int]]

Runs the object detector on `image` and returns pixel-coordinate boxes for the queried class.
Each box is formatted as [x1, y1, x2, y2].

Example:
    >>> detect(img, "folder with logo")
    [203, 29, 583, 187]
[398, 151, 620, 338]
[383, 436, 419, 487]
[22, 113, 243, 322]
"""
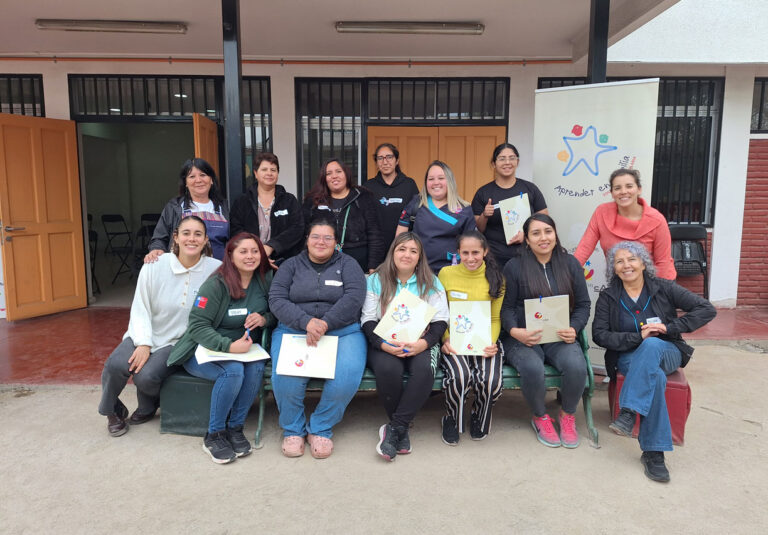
[499, 193, 531, 242]
[524, 294, 570, 344]
[275, 334, 339, 379]
[373, 289, 437, 344]
[449, 301, 491, 356]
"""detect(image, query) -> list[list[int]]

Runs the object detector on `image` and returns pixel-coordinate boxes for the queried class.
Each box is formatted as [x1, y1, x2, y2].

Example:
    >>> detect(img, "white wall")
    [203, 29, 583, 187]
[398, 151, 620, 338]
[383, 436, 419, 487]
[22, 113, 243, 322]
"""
[3, 57, 768, 307]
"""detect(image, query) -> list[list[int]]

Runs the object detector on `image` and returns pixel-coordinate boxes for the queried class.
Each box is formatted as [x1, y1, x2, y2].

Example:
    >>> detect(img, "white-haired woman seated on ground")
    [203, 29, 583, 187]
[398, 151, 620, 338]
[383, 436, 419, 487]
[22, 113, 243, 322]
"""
[592, 241, 716, 482]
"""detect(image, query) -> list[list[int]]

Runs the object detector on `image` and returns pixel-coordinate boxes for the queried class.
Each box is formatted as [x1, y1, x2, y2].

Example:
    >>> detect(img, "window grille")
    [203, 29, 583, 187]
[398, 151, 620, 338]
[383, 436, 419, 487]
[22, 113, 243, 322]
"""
[752, 78, 768, 133]
[0, 74, 45, 116]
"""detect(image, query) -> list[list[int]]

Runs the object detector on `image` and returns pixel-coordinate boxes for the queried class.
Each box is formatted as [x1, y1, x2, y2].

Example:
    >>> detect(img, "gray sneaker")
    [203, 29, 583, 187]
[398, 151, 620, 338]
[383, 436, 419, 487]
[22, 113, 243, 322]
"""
[376, 424, 399, 461]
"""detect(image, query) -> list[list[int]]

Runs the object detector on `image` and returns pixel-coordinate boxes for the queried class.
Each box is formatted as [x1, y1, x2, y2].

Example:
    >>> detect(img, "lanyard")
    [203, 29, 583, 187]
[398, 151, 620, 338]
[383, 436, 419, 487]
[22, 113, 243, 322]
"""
[619, 294, 652, 333]
[427, 196, 459, 226]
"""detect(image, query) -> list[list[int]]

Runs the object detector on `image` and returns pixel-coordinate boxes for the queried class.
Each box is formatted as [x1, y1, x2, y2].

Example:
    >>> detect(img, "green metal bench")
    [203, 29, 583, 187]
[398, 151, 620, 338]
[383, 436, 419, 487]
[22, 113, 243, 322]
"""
[254, 330, 599, 449]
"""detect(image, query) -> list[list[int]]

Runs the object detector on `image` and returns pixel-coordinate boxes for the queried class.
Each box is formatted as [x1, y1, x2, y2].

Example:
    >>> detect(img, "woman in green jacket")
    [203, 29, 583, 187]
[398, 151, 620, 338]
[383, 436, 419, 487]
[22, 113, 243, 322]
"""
[169, 232, 275, 464]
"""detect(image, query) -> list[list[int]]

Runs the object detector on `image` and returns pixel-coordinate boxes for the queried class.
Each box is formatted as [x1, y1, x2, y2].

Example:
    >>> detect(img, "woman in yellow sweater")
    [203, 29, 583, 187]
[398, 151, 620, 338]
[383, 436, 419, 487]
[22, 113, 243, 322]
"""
[437, 230, 505, 444]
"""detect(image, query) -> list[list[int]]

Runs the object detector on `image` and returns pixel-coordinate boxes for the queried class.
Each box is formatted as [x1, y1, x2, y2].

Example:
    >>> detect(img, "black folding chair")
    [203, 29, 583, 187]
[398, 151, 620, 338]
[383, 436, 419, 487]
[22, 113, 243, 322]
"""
[88, 229, 101, 295]
[135, 213, 161, 258]
[101, 214, 134, 284]
[669, 224, 709, 299]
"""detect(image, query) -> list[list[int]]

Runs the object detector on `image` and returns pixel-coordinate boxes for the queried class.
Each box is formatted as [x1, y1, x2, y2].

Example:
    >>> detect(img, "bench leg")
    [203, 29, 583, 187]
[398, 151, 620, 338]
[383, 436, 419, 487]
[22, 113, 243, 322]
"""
[254, 384, 266, 450]
[582, 390, 600, 448]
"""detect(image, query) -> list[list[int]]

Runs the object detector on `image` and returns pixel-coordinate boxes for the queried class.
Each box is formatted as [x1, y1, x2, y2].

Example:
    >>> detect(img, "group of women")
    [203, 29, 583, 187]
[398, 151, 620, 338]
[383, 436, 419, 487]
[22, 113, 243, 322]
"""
[99, 142, 715, 482]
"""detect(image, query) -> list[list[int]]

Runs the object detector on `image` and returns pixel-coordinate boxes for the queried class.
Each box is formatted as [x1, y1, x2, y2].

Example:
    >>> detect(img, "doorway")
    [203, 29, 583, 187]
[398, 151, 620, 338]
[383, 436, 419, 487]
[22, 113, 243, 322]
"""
[79, 122, 194, 306]
[367, 125, 507, 199]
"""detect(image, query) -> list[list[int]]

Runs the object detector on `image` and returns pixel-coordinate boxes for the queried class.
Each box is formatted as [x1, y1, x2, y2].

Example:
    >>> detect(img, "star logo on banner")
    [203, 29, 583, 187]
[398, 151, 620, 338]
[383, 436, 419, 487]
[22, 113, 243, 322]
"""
[560, 125, 617, 177]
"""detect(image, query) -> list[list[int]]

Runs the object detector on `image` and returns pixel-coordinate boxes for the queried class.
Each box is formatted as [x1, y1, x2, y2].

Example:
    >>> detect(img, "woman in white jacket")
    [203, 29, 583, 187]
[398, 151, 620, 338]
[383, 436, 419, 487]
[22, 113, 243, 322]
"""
[98, 215, 220, 437]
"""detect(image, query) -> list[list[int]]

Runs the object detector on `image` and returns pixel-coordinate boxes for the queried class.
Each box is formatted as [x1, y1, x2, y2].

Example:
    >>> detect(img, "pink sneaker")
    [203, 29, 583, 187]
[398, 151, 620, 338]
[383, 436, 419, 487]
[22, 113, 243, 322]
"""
[306, 434, 334, 459]
[558, 411, 580, 448]
[531, 414, 561, 447]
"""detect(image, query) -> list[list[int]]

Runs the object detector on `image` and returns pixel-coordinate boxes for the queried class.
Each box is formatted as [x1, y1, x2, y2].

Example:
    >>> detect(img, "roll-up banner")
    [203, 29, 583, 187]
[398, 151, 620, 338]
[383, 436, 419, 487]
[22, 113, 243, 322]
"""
[533, 79, 660, 364]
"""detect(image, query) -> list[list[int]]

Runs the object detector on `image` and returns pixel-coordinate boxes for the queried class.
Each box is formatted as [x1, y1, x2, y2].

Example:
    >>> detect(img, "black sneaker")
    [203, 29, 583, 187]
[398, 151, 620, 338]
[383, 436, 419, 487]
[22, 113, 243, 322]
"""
[227, 426, 252, 457]
[203, 431, 236, 464]
[641, 451, 670, 482]
[609, 408, 636, 437]
[441, 415, 459, 446]
[470, 414, 488, 441]
[395, 425, 412, 454]
[376, 424, 399, 461]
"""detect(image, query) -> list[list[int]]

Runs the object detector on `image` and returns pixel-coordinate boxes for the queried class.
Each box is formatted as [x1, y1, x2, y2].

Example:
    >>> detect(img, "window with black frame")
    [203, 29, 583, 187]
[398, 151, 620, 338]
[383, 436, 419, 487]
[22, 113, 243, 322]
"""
[538, 77, 723, 225]
[752, 79, 768, 133]
[0, 74, 45, 116]
[295, 79, 363, 198]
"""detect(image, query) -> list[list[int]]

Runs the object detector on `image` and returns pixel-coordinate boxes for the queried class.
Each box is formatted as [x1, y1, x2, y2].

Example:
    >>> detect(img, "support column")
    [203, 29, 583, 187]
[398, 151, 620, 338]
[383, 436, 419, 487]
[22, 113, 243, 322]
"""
[587, 0, 610, 83]
[710, 65, 755, 307]
[222, 0, 244, 205]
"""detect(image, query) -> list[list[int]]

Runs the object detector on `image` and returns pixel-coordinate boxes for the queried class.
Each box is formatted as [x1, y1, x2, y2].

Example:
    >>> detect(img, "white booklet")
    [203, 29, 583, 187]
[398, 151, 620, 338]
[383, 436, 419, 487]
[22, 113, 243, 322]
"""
[499, 193, 531, 242]
[449, 301, 491, 356]
[195, 343, 271, 364]
[523, 294, 570, 344]
[275, 334, 339, 379]
[373, 289, 437, 344]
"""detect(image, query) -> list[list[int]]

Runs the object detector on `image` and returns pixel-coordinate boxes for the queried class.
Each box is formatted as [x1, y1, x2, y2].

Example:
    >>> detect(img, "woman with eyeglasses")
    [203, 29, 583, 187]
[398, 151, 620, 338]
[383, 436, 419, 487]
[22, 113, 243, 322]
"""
[364, 143, 420, 253]
[268, 218, 367, 459]
[472, 143, 548, 267]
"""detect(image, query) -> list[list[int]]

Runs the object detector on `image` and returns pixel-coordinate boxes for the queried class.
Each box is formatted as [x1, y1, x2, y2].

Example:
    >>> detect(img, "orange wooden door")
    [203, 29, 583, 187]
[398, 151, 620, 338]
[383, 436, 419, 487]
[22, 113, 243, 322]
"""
[438, 126, 507, 201]
[0, 113, 87, 320]
[366, 126, 438, 183]
[193, 113, 219, 178]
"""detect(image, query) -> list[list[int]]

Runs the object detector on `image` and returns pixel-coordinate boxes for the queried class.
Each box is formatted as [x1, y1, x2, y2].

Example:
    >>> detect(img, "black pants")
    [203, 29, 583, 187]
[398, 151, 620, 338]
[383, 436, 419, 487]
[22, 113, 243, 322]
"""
[501, 337, 586, 416]
[367, 345, 437, 428]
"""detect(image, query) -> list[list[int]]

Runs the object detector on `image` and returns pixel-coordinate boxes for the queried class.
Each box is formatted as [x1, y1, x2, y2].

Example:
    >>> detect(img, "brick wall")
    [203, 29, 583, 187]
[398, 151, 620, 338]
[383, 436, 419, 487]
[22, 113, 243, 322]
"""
[737, 139, 768, 306]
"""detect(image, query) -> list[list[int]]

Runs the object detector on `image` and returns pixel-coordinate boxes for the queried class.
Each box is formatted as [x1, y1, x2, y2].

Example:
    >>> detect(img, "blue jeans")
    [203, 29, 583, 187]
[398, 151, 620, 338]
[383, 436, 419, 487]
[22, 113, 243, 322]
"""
[270, 322, 366, 439]
[183, 357, 265, 434]
[617, 337, 682, 452]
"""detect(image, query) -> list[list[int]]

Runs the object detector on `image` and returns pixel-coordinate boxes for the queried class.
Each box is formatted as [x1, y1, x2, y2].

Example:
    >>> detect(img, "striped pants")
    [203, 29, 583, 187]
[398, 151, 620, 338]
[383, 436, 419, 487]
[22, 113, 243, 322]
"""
[441, 344, 504, 434]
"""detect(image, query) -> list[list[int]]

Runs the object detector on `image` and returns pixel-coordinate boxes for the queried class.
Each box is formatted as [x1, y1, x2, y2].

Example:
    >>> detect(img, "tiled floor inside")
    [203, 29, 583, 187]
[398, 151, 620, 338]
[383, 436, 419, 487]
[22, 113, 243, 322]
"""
[1, 306, 766, 385]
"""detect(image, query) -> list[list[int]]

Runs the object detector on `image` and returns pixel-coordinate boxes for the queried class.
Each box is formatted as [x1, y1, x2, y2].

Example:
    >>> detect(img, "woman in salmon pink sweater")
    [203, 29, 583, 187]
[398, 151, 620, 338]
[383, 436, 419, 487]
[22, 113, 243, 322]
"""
[574, 169, 676, 280]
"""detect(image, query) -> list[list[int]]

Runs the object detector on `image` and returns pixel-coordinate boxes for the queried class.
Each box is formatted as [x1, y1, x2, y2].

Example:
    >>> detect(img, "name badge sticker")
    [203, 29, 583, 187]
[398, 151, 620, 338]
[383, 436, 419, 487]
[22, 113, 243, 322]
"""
[318, 205, 331, 211]
[228, 308, 248, 316]
[273, 209, 288, 217]
[325, 280, 343, 287]
[450, 291, 468, 299]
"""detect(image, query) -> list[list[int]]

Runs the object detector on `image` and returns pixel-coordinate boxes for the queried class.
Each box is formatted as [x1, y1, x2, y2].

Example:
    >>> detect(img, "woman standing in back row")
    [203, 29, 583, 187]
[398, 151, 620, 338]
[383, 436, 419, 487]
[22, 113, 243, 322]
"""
[364, 143, 420, 253]
[574, 168, 676, 279]
[472, 143, 548, 268]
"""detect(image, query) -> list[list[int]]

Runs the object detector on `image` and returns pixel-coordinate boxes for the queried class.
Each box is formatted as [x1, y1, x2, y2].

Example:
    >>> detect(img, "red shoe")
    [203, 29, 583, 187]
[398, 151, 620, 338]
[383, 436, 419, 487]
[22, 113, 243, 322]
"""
[558, 411, 580, 448]
[531, 414, 561, 447]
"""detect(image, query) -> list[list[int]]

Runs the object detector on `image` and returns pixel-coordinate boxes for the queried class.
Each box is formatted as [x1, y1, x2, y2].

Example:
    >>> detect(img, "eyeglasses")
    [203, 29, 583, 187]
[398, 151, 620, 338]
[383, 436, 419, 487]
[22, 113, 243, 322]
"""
[376, 154, 396, 162]
[496, 156, 519, 163]
[309, 234, 335, 243]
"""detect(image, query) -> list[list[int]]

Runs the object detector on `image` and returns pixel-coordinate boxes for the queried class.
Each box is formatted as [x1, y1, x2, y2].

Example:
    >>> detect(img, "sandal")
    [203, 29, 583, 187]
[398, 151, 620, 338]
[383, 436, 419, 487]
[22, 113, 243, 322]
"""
[281, 435, 305, 458]
[306, 434, 334, 459]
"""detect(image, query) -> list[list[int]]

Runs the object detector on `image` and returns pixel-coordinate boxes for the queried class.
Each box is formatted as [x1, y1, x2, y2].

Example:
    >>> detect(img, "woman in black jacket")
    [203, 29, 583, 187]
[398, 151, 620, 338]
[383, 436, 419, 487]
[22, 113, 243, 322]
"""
[500, 213, 591, 449]
[229, 152, 304, 266]
[593, 241, 716, 483]
[302, 158, 386, 273]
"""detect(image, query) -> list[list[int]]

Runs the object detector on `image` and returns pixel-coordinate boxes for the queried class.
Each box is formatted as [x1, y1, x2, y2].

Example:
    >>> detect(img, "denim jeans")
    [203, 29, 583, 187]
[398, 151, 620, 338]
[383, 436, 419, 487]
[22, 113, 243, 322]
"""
[617, 337, 682, 452]
[183, 356, 265, 434]
[270, 322, 366, 439]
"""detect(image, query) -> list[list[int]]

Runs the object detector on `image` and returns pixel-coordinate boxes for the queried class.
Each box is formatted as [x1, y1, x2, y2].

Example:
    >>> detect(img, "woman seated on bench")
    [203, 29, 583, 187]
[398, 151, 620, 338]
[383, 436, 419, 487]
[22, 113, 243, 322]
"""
[438, 230, 505, 445]
[168, 233, 275, 464]
[268, 217, 367, 459]
[593, 241, 715, 482]
[500, 214, 591, 448]
[361, 232, 449, 461]
[98, 216, 220, 437]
